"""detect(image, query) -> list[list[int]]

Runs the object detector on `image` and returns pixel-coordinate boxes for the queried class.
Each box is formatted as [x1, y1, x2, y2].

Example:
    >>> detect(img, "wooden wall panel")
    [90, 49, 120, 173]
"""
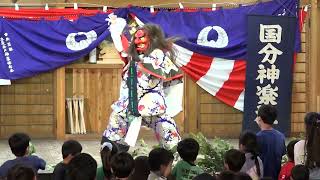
[291, 21, 308, 136]
[0, 72, 55, 138]
[200, 124, 242, 138]
[0, 125, 54, 138]
[65, 67, 121, 135]
[1, 115, 53, 125]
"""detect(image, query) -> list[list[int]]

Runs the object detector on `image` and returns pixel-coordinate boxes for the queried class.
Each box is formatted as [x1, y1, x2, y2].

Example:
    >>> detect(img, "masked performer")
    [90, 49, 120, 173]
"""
[102, 23, 182, 151]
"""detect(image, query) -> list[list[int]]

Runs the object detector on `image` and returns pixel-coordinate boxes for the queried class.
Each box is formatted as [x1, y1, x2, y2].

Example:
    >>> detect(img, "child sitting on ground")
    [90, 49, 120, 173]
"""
[148, 148, 174, 180]
[217, 171, 236, 180]
[239, 131, 263, 180]
[0, 133, 46, 178]
[224, 149, 246, 173]
[172, 138, 204, 180]
[111, 152, 135, 180]
[291, 165, 309, 180]
[67, 153, 97, 180]
[96, 141, 118, 180]
[53, 140, 82, 180]
[278, 140, 299, 180]
[6, 164, 36, 180]
[129, 156, 150, 180]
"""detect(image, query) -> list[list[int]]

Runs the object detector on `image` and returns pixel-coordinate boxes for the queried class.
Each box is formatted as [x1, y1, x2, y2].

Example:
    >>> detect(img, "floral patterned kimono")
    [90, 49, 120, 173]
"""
[103, 49, 182, 149]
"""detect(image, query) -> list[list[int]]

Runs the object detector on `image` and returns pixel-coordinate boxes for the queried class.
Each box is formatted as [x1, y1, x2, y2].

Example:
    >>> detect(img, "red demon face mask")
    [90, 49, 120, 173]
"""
[134, 29, 149, 53]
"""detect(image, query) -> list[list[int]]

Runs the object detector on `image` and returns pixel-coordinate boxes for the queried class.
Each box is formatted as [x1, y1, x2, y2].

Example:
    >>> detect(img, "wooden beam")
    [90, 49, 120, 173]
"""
[184, 75, 199, 134]
[308, 0, 319, 112]
[54, 67, 66, 140]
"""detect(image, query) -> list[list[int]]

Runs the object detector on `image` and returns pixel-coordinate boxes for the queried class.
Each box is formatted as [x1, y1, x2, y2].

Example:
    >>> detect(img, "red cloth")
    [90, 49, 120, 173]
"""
[278, 161, 295, 180]
[0, 8, 112, 20]
[299, 8, 308, 32]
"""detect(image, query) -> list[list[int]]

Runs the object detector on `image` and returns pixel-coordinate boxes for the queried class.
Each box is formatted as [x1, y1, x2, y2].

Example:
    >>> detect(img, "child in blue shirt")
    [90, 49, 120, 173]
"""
[0, 133, 46, 178]
[255, 105, 286, 180]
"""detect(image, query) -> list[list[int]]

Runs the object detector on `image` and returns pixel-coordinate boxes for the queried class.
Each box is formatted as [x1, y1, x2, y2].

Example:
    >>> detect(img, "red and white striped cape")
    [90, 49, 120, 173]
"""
[174, 44, 246, 111]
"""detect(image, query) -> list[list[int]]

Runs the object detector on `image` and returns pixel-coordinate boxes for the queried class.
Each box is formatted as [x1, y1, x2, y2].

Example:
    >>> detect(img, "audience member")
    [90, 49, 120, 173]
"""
[224, 149, 245, 172]
[0, 133, 46, 178]
[291, 165, 309, 180]
[278, 139, 299, 180]
[67, 153, 97, 180]
[53, 140, 82, 180]
[96, 141, 118, 180]
[110, 152, 135, 180]
[6, 164, 36, 180]
[255, 105, 286, 180]
[172, 138, 204, 180]
[234, 172, 252, 180]
[148, 148, 174, 180]
[294, 112, 320, 179]
[129, 156, 150, 180]
[239, 131, 263, 180]
[217, 171, 235, 180]
[193, 173, 216, 180]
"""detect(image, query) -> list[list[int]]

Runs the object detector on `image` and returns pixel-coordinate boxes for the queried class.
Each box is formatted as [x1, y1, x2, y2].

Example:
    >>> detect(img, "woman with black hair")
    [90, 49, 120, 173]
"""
[239, 131, 263, 180]
[294, 112, 320, 179]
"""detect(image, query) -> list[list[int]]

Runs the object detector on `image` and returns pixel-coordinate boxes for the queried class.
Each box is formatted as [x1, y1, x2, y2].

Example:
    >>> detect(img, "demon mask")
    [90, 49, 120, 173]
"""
[134, 29, 149, 53]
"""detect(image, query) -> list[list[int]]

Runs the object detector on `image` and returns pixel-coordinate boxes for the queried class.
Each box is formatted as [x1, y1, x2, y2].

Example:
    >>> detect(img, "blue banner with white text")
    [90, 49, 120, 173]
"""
[0, 9, 127, 80]
[243, 15, 297, 136]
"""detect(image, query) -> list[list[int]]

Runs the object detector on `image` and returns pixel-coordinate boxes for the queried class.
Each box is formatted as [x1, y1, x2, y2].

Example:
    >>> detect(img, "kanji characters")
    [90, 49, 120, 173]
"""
[256, 84, 279, 105]
[259, 24, 282, 44]
[258, 43, 283, 64]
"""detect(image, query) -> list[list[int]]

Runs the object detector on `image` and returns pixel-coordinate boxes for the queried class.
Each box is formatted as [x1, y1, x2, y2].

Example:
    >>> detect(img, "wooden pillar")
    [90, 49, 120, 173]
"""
[184, 76, 199, 134]
[55, 67, 65, 139]
[309, 0, 320, 112]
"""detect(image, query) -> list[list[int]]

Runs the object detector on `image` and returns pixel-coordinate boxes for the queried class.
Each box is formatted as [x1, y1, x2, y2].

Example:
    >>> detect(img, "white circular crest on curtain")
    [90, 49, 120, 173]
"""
[66, 30, 97, 51]
[197, 26, 229, 48]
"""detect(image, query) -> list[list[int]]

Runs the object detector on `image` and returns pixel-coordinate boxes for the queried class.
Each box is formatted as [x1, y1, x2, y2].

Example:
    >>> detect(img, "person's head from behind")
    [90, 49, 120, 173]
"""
[234, 172, 252, 180]
[218, 171, 235, 180]
[239, 131, 258, 153]
[239, 131, 261, 177]
[177, 138, 199, 163]
[290, 165, 309, 180]
[148, 148, 174, 177]
[67, 153, 97, 180]
[256, 104, 277, 128]
[7, 164, 36, 180]
[111, 152, 134, 179]
[304, 112, 320, 168]
[62, 140, 82, 163]
[193, 173, 216, 180]
[129, 156, 150, 180]
[287, 139, 299, 162]
[224, 149, 245, 172]
[8, 133, 31, 157]
[101, 141, 118, 178]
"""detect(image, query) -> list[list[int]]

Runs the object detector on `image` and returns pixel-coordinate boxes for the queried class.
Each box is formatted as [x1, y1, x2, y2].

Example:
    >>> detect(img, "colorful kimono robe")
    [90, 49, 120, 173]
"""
[103, 49, 182, 149]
